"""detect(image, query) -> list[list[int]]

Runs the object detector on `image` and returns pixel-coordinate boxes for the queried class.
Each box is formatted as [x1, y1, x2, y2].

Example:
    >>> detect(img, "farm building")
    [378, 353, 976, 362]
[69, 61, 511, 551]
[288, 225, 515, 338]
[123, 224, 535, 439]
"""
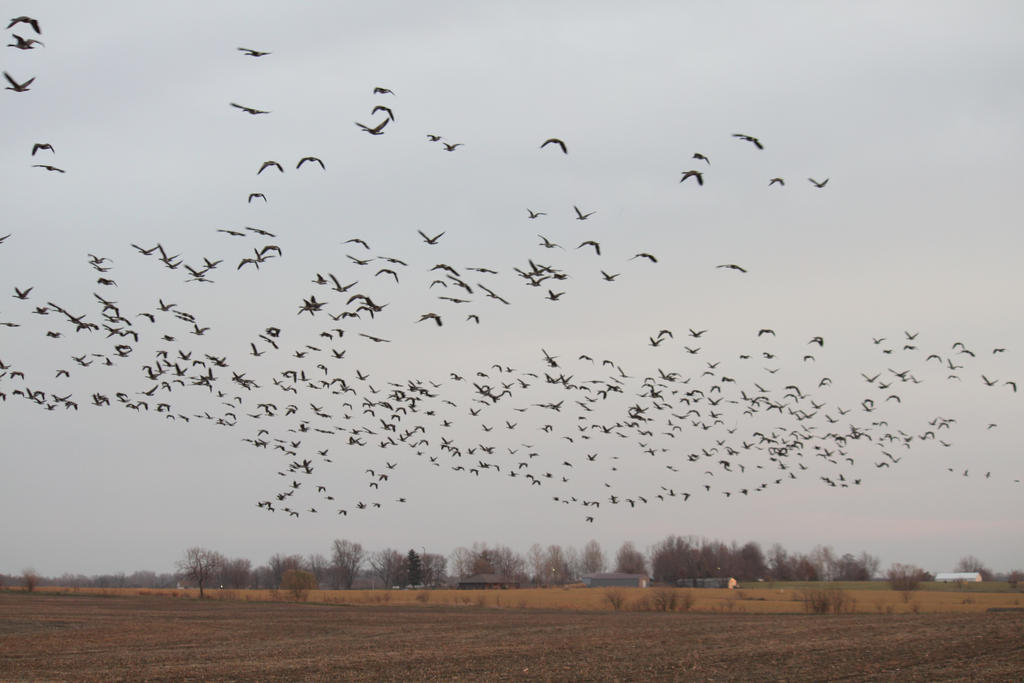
[581, 573, 649, 588]
[676, 577, 738, 589]
[934, 572, 983, 583]
[456, 574, 519, 590]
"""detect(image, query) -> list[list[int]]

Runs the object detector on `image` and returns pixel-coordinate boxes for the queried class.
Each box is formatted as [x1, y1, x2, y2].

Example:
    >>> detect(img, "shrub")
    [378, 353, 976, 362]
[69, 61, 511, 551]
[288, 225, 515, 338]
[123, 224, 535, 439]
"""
[651, 588, 678, 612]
[604, 588, 626, 610]
[887, 563, 927, 592]
[22, 569, 39, 593]
[799, 586, 854, 615]
[679, 590, 695, 612]
[1007, 570, 1023, 589]
[280, 569, 317, 601]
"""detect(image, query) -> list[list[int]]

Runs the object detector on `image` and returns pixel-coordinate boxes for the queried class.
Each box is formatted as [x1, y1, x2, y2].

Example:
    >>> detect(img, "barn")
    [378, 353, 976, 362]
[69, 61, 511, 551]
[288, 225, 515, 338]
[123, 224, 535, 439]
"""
[456, 574, 519, 590]
[581, 573, 649, 588]
[934, 572, 983, 583]
[676, 577, 738, 589]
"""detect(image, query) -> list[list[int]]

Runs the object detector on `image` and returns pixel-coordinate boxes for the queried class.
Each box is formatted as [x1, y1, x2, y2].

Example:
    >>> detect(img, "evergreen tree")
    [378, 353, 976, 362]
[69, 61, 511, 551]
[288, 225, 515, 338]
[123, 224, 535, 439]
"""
[406, 549, 423, 586]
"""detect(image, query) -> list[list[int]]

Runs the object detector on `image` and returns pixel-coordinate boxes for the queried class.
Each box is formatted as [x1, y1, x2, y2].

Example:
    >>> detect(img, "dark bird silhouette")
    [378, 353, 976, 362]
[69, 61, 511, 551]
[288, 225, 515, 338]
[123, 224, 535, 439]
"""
[573, 206, 596, 220]
[237, 47, 271, 56]
[808, 177, 830, 188]
[631, 252, 657, 263]
[373, 87, 395, 95]
[442, 142, 463, 151]
[769, 177, 785, 186]
[8, 34, 44, 49]
[7, 16, 41, 33]
[248, 193, 267, 203]
[355, 119, 389, 135]
[717, 263, 747, 273]
[4, 72, 34, 92]
[527, 209, 546, 219]
[577, 240, 601, 255]
[732, 133, 763, 149]
[417, 230, 445, 245]
[257, 160, 283, 174]
[30, 143, 54, 156]
[32, 164, 64, 173]
[680, 170, 704, 185]
[230, 102, 270, 115]
[296, 156, 325, 170]
[692, 153, 710, 164]
[541, 138, 567, 154]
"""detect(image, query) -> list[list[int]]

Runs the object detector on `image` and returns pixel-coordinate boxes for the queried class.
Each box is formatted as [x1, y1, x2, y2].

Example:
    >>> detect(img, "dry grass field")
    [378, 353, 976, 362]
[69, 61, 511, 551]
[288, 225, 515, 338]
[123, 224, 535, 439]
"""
[1, 592, 1023, 681]
[25, 581, 1024, 615]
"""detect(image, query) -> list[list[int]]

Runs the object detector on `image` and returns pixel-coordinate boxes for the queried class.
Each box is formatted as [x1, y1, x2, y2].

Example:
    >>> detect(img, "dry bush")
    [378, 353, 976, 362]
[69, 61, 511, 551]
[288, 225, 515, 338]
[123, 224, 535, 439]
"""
[651, 588, 678, 612]
[281, 570, 317, 601]
[887, 563, 927, 592]
[631, 595, 652, 611]
[474, 593, 488, 607]
[414, 591, 430, 603]
[799, 587, 855, 615]
[604, 588, 627, 610]
[22, 569, 39, 593]
[679, 590, 695, 612]
[909, 601, 921, 614]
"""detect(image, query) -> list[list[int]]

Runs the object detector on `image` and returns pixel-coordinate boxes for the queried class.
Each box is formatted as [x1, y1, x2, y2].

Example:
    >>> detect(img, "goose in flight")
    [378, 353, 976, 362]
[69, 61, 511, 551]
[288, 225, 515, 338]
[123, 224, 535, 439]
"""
[237, 47, 271, 56]
[417, 230, 444, 244]
[8, 34, 43, 49]
[31, 143, 54, 155]
[573, 206, 596, 220]
[4, 72, 34, 92]
[33, 164, 64, 173]
[257, 160, 283, 174]
[732, 133, 763, 149]
[541, 138, 567, 154]
[527, 209, 546, 219]
[373, 87, 395, 95]
[808, 177, 829, 188]
[680, 170, 704, 185]
[692, 153, 710, 164]
[7, 16, 41, 33]
[355, 119, 389, 135]
[716, 263, 747, 273]
[296, 156, 325, 169]
[769, 177, 785, 186]
[230, 102, 270, 115]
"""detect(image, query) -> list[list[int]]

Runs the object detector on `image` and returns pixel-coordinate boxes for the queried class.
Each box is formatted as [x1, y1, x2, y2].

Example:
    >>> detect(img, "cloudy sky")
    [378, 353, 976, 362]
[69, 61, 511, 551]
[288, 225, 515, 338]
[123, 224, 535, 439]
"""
[1, 2, 1022, 577]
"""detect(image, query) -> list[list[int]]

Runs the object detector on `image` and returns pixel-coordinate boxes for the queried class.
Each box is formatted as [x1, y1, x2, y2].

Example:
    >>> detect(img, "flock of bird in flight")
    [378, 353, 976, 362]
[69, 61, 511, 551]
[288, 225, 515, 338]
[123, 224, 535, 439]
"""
[2, 16, 1019, 524]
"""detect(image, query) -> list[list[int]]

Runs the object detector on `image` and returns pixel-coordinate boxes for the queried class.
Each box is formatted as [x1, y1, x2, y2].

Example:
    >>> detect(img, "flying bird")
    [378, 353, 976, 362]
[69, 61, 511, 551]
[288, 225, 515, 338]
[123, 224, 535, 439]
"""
[31, 143, 54, 155]
[8, 34, 43, 49]
[716, 263, 747, 273]
[257, 160, 284, 174]
[680, 170, 704, 185]
[573, 206, 596, 220]
[808, 177, 830, 188]
[230, 102, 270, 115]
[541, 138, 567, 154]
[7, 16, 41, 33]
[732, 133, 763, 149]
[4, 72, 35, 92]
[237, 47, 271, 56]
[296, 156, 325, 170]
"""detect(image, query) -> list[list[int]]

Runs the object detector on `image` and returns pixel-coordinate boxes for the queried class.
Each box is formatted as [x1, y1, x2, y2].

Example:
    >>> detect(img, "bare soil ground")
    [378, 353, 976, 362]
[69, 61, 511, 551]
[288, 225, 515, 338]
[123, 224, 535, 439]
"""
[1, 593, 1022, 681]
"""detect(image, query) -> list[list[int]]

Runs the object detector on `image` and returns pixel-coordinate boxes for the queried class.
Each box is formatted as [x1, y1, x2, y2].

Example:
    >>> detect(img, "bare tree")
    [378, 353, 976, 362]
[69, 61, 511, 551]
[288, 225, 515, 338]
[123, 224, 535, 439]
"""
[527, 543, 547, 585]
[218, 558, 252, 589]
[420, 552, 447, 587]
[615, 541, 647, 575]
[489, 544, 527, 583]
[448, 546, 475, 579]
[368, 548, 404, 588]
[955, 555, 993, 581]
[330, 539, 364, 589]
[267, 553, 303, 586]
[306, 553, 330, 586]
[581, 539, 607, 574]
[176, 548, 223, 598]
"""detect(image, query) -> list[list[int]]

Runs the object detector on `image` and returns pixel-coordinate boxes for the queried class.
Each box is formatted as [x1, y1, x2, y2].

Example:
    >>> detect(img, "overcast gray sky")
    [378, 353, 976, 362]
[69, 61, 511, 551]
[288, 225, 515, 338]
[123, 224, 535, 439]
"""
[1, 2, 1022, 577]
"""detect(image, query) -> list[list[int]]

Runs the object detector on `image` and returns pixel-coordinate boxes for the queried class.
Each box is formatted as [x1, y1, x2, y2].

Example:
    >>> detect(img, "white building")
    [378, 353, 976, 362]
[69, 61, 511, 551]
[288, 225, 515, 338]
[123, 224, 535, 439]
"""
[934, 572, 983, 582]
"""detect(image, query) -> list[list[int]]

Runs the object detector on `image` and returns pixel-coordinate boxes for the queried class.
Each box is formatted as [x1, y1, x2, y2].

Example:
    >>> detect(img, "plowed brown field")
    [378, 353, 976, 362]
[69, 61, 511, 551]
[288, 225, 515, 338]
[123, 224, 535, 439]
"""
[1, 593, 1021, 681]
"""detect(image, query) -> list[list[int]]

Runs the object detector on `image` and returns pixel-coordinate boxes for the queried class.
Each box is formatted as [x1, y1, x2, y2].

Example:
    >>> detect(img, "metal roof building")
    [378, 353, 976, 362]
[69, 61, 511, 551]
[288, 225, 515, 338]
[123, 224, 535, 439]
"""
[581, 573, 649, 588]
[934, 572, 983, 582]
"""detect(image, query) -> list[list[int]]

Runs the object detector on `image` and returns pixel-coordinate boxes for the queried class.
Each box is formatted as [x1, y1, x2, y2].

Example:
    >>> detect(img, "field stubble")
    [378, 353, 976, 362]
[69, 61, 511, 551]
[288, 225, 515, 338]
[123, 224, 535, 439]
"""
[1, 591, 1022, 681]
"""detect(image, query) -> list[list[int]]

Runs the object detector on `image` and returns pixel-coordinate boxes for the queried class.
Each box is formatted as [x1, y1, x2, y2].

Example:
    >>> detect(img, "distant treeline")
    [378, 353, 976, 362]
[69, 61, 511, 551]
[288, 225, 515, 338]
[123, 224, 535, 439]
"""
[4, 536, 1011, 590]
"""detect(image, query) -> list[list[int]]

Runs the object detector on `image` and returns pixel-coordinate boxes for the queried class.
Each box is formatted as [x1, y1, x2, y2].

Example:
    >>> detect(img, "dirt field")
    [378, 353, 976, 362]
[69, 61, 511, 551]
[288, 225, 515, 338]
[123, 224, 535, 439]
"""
[2, 593, 1022, 681]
